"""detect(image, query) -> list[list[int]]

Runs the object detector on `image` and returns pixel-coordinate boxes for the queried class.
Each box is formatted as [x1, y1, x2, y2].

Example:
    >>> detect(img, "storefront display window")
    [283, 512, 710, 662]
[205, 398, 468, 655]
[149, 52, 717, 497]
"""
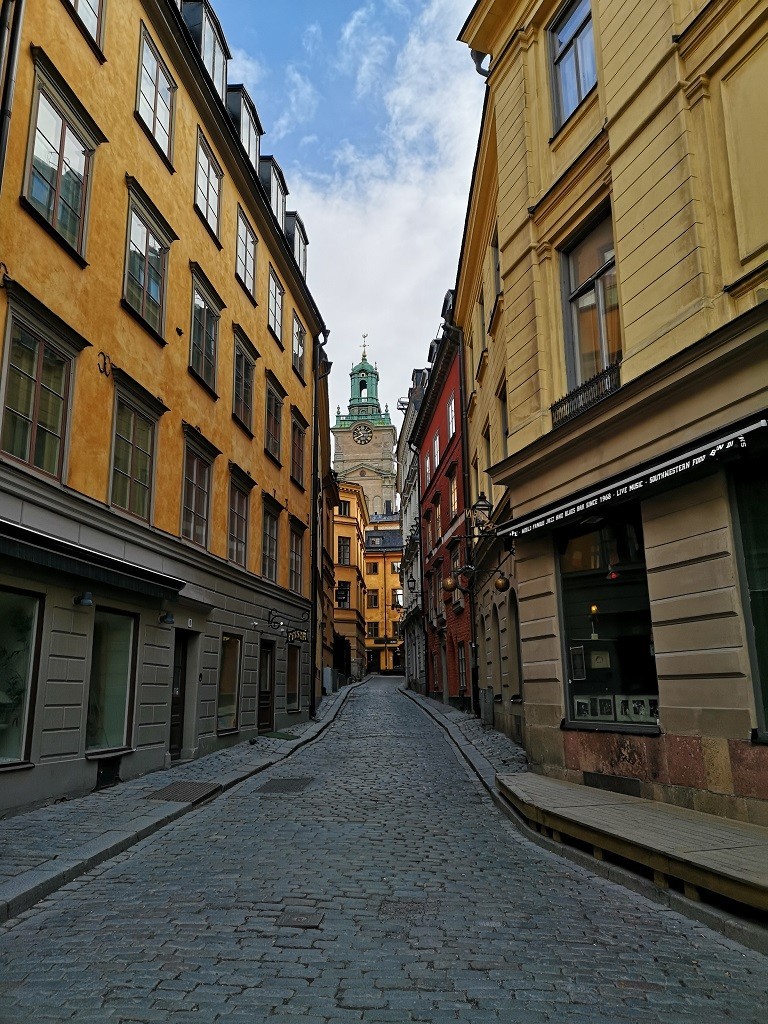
[86, 609, 135, 750]
[558, 509, 658, 726]
[0, 589, 39, 763]
[217, 633, 242, 732]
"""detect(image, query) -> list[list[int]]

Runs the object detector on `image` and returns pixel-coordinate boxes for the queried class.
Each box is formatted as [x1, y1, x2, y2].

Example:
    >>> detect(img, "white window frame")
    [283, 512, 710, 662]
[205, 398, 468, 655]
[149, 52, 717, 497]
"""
[235, 206, 257, 297]
[195, 130, 222, 237]
[268, 267, 284, 342]
[136, 26, 175, 161]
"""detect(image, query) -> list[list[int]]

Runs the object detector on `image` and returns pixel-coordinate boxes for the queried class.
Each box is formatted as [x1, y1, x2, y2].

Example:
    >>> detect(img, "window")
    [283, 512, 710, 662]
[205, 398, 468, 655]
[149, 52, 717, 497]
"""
[432, 431, 440, 469]
[124, 183, 175, 337]
[338, 500, 351, 517]
[268, 267, 284, 342]
[425, 453, 431, 486]
[265, 376, 284, 461]
[491, 227, 501, 297]
[366, 561, 378, 575]
[233, 330, 255, 430]
[235, 207, 256, 297]
[217, 634, 241, 732]
[565, 216, 621, 387]
[449, 473, 458, 519]
[182, 446, 212, 547]
[447, 392, 456, 438]
[367, 590, 379, 609]
[336, 582, 350, 608]
[434, 499, 442, 541]
[498, 382, 509, 460]
[551, 0, 597, 127]
[111, 398, 154, 520]
[338, 536, 351, 565]
[1, 320, 69, 478]
[292, 314, 306, 377]
[195, 131, 222, 237]
[286, 645, 300, 711]
[201, 7, 228, 97]
[64, 0, 102, 41]
[270, 170, 286, 229]
[392, 588, 403, 609]
[190, 275, 220, 391]
[559, 509, 658, 727]
[261, 506, 279, 581]
[367, 621, 380, 639]
[240, 100, 260, 168]
[458, 642, 467, 692]
[392, 562, 401, 574]
[483, 424, 493, 506]
[289, 527, 304, 594]
[228, 479, 249, 567]
[27, 85, 96, 255]
[478, 289, 487, 351]
[291, 416, 306, 486]
[86, 609, 135, 751]
[0, 588, 40, 764]
[136, 29, 175, 160]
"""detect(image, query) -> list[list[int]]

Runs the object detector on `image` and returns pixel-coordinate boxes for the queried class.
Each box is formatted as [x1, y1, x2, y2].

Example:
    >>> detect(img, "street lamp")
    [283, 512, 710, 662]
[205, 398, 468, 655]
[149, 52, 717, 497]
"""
[406, 573, 417, 593]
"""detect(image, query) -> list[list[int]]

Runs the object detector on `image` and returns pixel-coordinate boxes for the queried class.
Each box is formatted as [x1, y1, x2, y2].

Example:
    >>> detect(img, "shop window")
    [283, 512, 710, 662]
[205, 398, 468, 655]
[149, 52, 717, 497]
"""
[733, 462, 768, 733]
[558, 508, 658, 727]
[0, 588, 40, 763]
[86, 609, 135, 751]
[286, 645, 300, 711]
[217, 633, 241, 732]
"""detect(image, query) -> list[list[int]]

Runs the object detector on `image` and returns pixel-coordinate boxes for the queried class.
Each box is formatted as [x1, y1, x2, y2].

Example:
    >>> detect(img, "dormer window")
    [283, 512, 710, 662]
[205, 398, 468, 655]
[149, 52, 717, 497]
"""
[259, 157, 287, 232]
[182, 2, 230, 100]
[286, 212, 308, 277]
[226, 86, 262, 170]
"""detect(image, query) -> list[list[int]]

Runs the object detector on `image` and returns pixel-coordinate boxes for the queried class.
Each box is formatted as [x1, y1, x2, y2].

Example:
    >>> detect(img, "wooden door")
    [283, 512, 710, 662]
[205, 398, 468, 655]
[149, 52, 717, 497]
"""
[169, 631, 187, 760]
[258, 641, 275, 732]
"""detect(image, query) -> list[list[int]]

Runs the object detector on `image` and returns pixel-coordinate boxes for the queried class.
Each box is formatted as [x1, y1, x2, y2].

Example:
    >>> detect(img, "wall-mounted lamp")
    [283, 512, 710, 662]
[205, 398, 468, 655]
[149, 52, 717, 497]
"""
[158, 611, 175, 625]
[443, 566, 510, 596]
[406, 574, 417, 593]
[73, 592, 93, 607]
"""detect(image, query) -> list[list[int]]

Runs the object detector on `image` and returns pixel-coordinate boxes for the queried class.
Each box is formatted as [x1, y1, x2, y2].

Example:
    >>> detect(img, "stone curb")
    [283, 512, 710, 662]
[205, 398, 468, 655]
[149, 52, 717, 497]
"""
[0, 680, 364, 924]
[399, 684, 768, 957]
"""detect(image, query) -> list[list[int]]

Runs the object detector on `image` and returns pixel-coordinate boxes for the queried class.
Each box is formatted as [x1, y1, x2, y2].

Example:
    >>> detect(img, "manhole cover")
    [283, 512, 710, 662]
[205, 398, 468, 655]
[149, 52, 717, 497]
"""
[146, 781, 221, 804]
[257, 777, 313, 794]
[276, 909, 324, 929]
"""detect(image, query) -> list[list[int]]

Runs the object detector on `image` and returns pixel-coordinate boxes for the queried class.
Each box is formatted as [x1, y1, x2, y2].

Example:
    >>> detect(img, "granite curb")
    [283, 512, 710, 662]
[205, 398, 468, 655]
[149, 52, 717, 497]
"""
[399, 683, 768, 956]
[0, 680, 365, 924]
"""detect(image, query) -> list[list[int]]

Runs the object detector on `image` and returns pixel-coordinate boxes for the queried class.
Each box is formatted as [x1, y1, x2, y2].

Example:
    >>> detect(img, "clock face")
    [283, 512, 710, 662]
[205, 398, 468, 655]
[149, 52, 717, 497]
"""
[352, 424, 373, 445]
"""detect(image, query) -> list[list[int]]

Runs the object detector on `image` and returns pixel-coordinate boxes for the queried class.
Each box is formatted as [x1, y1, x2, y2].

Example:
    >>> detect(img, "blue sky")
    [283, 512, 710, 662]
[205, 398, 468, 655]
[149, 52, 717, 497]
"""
[215, 0, 485, 426]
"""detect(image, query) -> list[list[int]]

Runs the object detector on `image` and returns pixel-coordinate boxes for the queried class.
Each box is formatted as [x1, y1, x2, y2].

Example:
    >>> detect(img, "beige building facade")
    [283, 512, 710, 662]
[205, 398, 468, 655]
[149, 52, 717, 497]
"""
[455, 0, 768, 822]
[333, 481, 369, 681]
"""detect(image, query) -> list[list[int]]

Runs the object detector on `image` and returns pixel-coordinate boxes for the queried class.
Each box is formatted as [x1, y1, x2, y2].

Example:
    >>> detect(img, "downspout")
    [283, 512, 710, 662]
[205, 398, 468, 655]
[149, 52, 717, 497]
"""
[309, 329, 329, 718]
[452, 320, 481, 717]
[0, 0, 24, 194]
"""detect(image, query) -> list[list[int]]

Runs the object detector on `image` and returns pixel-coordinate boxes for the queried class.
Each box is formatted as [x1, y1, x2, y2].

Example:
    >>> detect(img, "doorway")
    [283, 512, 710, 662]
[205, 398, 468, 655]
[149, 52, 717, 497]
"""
[170, 631, 188, 760]
[258, 641, 275, 732]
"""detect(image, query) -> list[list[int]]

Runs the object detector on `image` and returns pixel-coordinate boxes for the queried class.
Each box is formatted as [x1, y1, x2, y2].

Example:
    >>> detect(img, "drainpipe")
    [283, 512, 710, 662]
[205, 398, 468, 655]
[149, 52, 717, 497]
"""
[309, 329, 329, 719]
[0, 0, 24, 194]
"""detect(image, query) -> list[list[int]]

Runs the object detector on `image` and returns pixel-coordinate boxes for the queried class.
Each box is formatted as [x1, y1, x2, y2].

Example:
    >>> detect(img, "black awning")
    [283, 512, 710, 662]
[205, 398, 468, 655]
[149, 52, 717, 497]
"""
[0, 519, 185, 599]
[501, 416, 767, 540]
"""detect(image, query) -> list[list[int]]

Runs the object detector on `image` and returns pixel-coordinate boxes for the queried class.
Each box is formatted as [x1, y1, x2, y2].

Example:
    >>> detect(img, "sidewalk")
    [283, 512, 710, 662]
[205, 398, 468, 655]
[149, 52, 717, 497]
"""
[0, 683, 356, 924]
[402, 685, 768, 954]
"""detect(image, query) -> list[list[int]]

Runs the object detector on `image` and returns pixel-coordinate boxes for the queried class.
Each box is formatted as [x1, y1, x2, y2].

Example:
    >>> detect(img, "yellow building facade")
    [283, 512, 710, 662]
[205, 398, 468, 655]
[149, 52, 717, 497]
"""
[333, 481, 369, 681]
[455, 0, 768, 821]
[0, 0, 327, 812]
[364, 525, 403, 674]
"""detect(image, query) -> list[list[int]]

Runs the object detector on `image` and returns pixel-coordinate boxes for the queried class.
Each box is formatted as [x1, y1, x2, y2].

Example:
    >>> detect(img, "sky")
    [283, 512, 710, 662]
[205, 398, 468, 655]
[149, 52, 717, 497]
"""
[213, 0, 485, 431]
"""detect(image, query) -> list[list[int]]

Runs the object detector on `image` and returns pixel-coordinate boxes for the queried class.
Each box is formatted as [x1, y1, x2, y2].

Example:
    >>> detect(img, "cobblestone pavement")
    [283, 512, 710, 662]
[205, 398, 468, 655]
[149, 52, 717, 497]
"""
[0, 677, 765, 1023]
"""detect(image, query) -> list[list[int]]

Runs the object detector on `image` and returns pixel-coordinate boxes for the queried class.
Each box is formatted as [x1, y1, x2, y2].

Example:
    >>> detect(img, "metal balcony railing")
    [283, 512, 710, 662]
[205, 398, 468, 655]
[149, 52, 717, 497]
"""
[551, 361, 621, 429]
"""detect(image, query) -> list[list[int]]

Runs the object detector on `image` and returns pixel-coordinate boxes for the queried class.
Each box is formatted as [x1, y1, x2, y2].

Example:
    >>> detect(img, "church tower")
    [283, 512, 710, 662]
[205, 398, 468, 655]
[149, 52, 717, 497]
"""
[332, 340, 397, 516]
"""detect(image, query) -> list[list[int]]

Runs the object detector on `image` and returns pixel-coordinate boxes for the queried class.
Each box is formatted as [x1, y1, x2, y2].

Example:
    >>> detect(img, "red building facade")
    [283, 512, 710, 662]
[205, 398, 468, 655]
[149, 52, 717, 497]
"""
[410, 331, 472, 707]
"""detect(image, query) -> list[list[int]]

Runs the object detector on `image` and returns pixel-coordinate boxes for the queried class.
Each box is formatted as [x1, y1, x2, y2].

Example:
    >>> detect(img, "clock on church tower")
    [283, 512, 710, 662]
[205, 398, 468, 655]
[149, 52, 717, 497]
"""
[332, 340, 398, 516]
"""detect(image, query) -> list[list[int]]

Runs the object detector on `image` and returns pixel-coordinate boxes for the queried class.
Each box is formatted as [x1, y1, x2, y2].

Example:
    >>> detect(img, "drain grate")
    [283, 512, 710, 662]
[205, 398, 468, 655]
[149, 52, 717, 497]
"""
[146, 781, 221, 804]
[276, 909, 324, 929]
[257, 776, 313, 794]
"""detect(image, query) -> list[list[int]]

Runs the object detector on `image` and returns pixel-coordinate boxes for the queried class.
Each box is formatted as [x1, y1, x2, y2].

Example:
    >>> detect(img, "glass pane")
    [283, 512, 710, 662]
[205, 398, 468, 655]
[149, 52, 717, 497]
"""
[1, 410, 31, 461]
[134, 415, 152, 454]
[41, 346, 67, 396]
[86, 610, 133, 750]
[112, 470, 129, 510]
[600, 266, 622, 365]
[5, 366, 35, 419]
[131, 482, 149, 520]
[0, 590, 38, 763]
[9, 328, 37, 376]
[557, 49, 579, 123]
[133, 447, 151, 486]
[77, 0, 99, 38]
[573, 290, 600, 382]
[555, 0, 591, 51]
[577, 23, 597, 95]
[33, 427, 60, 474]
[37, 387, 64, 434]
[113, 434, 132, 475]
[733, 465, 768, 725]
[217, 634, 241, 731]
[569, 218, 614, 291]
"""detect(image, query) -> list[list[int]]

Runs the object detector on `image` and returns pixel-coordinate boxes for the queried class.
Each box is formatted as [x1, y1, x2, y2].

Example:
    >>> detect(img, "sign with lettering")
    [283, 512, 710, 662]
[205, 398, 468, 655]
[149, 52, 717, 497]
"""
[287, 629, 308, 643]
[502, 419, 765, 540]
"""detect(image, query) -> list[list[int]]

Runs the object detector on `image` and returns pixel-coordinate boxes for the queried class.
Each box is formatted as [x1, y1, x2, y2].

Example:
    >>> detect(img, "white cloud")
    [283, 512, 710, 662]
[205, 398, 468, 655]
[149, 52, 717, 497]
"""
[338, 5, 397, 99]
[288, 0, 484, 428]
[271, 66, 319, 141]
[228, 47, 266, 95]
[302, 22, 323, 56]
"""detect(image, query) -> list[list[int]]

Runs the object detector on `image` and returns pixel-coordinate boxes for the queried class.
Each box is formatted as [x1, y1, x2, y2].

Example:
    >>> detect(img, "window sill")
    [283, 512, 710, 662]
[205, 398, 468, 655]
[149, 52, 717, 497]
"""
[193, 203, 223, 250]
[216, 728, 240, 737]
[560, 719, 661, 737]
[133, 111, 175, 174]
[292, 366, 307, 387]
[0, 760, 34, 773]
[264, 448, 282, 469]
[85, 746, 133, 760]
[120, 298, 167, 347]
[290, 476, 306, 492]
[268, 325, 284, 350]
[235, 273, 258, 307]
[232, 412, 254, 439]
[58, 0, 107, 63]
[20, 196, 88, 268]
[549, 83, 599, 145]
[187, 365, 219, 401]
[475, 347, 488, 384]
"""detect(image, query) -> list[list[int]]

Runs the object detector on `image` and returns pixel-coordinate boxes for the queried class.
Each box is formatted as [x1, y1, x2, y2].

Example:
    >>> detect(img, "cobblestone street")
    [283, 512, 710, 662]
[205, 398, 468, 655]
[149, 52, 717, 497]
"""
[0, 677, 765, 1023]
